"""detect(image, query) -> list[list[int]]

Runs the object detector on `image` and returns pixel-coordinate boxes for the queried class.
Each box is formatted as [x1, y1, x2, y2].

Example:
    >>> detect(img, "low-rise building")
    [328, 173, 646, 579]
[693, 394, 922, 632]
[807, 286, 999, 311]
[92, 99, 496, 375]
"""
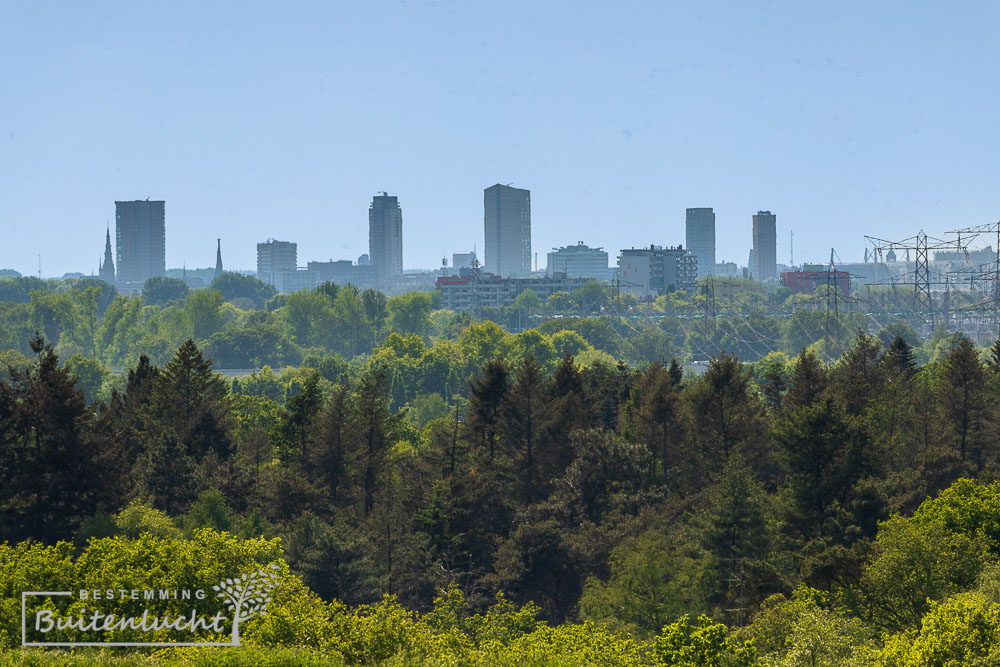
[436, 268, 592, 311]
[617, 245, 698, 298]
[781, 270, 851, 296]
[275, 269, 321, 293]
[307, 260, 379, 289]
[546, 242, 612, 281]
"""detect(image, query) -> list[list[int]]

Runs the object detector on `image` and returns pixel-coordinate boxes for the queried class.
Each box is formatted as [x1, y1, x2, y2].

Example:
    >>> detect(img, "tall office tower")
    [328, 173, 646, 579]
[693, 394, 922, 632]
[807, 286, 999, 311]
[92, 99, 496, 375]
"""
[257, 239, 297, 285]
[369, 193, 403, 281]
[752, 210, 778, 281]
[99, 227, 115, 284]
[685, 208, 716, 278]
[214, 239, 224, 279]
[484, 183, 531, 277]
[115, 200, 166, 285]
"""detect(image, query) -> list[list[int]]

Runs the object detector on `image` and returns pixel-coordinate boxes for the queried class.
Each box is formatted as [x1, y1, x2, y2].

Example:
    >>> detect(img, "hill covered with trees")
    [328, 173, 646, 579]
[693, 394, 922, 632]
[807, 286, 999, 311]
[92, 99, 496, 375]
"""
[3, 274, 1000, 663]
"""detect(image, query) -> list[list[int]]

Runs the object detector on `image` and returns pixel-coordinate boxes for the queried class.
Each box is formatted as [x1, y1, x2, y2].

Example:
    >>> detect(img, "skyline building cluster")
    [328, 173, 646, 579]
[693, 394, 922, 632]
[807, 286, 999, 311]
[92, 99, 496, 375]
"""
[92, 191, 785, 297]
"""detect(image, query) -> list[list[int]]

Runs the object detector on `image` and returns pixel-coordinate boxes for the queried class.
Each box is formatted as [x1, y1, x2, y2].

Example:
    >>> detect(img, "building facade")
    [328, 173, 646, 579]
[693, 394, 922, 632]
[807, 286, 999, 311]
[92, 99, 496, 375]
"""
[780, 270, 851, 295]
[617, 245, 698, 298]
[752, 211, 777, 281]
[257, 239, 298, 286]
[274, 269, 321, 294]
[484, 184, 531, 277]
[452, 251, 477, 270]
[307, 260, 379, 289]
[436, 268, 591, 312]
[115, 200, 166, 286]
[685, 208, 716, 278]
[369, 193, 403, 281]
[546, 242, 612, 281]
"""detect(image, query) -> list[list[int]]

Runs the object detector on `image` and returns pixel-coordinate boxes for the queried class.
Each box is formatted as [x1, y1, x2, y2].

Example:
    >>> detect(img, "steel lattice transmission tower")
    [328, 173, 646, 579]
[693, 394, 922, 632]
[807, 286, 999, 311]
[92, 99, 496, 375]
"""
[866, 230, 969, 327]
[946, 221, 1000, 338]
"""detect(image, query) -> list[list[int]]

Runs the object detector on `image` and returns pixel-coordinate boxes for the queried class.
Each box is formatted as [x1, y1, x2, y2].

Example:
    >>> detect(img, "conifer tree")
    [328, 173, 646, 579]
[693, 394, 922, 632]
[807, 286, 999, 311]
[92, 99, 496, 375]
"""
[989, 337, 1000, 373]
[687, 352, 762, 464]
[700, 456, 779, 625]
[541, 353, 587, 479]
[279, 371, 324, 463]
[467, 358, 509, 460]
[146, 339, 233, 461]
[784, 348, 828, 410]
[500, 355, 548, 504]
[883, 335, 917, 378]
[940, 335, 988, 468]
[107, 354, 159, 469]
[351, 365, 403, 516]
[624, 362, 682, 487]
[308, 383, 351, 507]
[829, 331, 886, 417]
[0, 335, 117, 543]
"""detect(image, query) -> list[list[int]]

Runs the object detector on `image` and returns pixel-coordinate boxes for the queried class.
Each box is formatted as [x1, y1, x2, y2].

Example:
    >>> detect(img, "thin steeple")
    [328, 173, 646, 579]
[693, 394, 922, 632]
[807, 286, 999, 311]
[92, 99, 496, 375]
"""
[214, 238, 223, 279]
[100, 226, 116, 284]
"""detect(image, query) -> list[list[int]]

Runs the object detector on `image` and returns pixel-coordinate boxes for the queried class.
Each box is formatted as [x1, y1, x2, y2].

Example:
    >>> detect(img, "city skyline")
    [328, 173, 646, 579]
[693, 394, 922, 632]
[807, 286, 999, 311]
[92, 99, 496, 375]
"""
[3, 3, 1000, 276]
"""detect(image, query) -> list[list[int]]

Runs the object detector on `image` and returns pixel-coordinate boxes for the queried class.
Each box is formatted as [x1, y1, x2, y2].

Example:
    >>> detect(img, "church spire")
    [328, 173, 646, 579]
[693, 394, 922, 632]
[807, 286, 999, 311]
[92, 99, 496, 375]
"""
[100, 226, 115, 284]
[214, 238, 223, 279]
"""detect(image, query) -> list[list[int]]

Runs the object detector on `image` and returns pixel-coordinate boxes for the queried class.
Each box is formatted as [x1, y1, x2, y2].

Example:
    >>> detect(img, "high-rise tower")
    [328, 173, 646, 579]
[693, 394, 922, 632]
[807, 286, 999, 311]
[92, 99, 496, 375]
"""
[685, 208, 716, 278]
[257, 239, 297, 286]
[752, 210, 777, 281]
[369, 193, 403, 281]
[99, 227, 115, 284]
[115, 200, 166, 286]
[484, 183, 531, 277]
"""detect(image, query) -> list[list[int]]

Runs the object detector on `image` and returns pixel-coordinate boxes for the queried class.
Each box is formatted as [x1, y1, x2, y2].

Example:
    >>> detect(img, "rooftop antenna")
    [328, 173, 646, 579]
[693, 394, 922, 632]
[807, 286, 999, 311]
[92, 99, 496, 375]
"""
[790, 230, 794, 266]
[38, 253, 41, 279]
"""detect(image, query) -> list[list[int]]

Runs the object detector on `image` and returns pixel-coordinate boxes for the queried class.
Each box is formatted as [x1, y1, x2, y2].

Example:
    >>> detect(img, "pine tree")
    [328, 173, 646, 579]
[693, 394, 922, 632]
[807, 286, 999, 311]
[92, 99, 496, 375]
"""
[135, 423, 197, 515]
[700, 457, 779, 626]
[667, 358, 684, 389]
[540, 353, 587, 480]
[146, 339, 233, 461]
[624, 362, 682, 487]
[940, 335, 988, 468]
[500, 356, 548, 504]
[687, 352, 763, 464]
[987, 337, 1000, 374]
[467, 358, 509, 460]
[774, 397, 872, 542]
[828, 331, 886, 417]
[279, 371, 324, 463]
[882, 335, 916, 378]
[351, 365, 403, 517]
[784, 348, 828, 410]
[308, 383, 351, 507]
[0, 335, 118, 543]
[107, 354, 159, 472]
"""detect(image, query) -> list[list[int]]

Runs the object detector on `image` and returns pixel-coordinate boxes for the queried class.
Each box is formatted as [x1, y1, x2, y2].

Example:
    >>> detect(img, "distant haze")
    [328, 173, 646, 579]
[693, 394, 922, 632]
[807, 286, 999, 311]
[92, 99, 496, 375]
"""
[2, 1, 999, 276]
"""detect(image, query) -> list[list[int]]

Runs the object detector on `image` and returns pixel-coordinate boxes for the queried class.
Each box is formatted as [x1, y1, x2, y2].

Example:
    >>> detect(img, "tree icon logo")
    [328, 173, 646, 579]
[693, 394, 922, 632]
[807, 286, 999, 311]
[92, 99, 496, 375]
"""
[212, 563, 280, 645]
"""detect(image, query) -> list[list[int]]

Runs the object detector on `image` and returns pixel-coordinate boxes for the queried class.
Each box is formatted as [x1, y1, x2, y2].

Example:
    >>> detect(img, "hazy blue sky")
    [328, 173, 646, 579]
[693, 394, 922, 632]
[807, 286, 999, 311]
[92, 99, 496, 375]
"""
[2, 1, 999, 277]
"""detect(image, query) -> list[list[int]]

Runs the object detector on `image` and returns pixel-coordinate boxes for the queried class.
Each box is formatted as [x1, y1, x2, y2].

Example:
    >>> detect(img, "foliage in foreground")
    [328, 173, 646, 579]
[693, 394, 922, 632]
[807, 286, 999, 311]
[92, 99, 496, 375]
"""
[9, 496, 1000, 665]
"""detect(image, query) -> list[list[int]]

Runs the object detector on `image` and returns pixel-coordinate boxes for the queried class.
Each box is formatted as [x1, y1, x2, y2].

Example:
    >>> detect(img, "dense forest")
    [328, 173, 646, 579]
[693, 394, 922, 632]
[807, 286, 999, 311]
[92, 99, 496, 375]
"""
[4, 273, 1000, 664]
